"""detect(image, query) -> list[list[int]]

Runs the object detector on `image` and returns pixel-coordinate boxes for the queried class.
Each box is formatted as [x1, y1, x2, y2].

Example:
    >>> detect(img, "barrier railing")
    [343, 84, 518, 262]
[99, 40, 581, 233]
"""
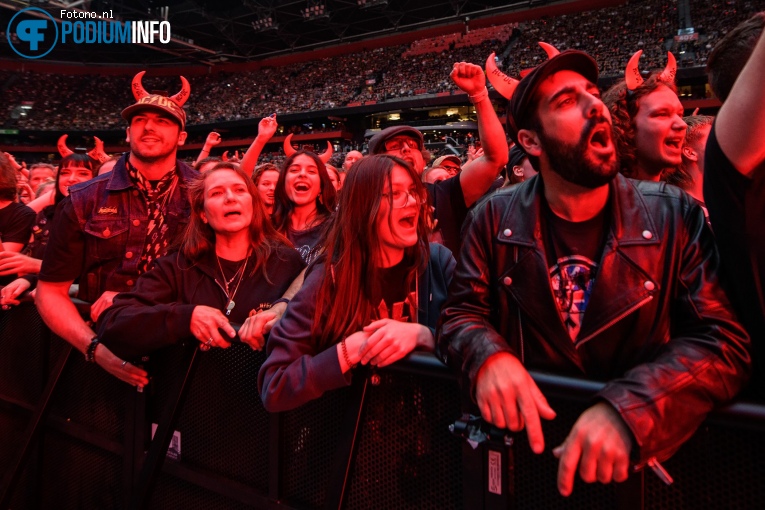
[1, 301, 764, 509]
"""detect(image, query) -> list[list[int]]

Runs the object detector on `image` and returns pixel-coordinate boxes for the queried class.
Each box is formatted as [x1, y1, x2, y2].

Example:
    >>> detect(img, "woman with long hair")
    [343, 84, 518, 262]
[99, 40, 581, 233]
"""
[251, 163, 280, 216]
[271, 149, 337, 263]
[259, 155, 455, 412]
[0, 153, 97, 306]
[96, 163, 304, 358]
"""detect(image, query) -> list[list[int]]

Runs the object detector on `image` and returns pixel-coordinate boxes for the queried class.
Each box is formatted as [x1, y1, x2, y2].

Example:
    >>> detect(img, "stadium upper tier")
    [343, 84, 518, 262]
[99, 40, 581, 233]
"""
[1, 0, 760, 131]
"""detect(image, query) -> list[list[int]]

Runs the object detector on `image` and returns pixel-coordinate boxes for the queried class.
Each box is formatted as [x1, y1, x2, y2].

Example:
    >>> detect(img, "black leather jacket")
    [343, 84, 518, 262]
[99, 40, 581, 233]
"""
[438, 174, 751, 464]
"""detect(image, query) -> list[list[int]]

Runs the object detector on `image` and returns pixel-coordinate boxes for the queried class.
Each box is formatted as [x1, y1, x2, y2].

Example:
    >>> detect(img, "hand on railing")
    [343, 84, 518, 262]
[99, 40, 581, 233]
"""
[238, 311, 276, 351]
[474, 352, 556, 454]
[552, 402, 633, 497]
[0, 278, 32, 309]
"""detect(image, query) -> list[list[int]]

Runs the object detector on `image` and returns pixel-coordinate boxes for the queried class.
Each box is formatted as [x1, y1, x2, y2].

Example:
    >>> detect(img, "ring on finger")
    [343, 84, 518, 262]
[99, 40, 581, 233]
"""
[121, 360, 128, 368]
[205, 337, 214, 346]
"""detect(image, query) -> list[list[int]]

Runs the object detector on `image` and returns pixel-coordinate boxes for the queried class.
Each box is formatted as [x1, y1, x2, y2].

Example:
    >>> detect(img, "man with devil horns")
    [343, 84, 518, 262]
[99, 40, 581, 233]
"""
[35, 72, 196, 387]
[438, 45, 750, 496]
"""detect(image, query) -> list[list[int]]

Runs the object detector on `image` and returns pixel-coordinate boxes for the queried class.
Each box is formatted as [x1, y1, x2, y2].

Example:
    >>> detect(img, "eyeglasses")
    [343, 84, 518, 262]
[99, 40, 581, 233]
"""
[382, 189, 426, 208]
[383, 137, 421, 152]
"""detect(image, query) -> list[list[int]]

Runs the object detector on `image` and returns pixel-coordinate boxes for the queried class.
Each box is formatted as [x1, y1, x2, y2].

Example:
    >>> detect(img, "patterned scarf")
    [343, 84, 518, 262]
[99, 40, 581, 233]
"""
[126, 160, 178, 274]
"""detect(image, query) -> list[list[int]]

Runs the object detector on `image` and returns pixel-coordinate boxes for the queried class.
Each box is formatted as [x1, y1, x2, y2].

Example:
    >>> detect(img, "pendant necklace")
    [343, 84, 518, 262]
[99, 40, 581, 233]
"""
[216, 251, 249, 316]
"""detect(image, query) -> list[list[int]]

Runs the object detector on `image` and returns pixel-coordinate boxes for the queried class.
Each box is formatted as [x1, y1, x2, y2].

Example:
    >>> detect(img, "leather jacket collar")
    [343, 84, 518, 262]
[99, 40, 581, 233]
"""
[495, 174, 662, 355]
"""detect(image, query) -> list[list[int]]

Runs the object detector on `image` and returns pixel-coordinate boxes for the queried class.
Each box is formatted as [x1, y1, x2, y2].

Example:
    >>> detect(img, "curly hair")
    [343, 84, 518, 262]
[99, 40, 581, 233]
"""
[602, 72, 678, 178]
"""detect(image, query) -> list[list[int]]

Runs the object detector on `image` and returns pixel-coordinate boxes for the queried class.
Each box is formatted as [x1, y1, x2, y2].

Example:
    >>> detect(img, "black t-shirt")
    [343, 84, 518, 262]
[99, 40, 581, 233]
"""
[24, 206, 56, 260]
[38, 199, 84, 283]
[704, 121, 765, 396]
[541, 196, 609, 343]
[0, 201, 36, 285]
[369, 259, 417, 323]
[425, 175, 467, 257]
[287, 223, 324, 265]
[0, 201, 35, 246]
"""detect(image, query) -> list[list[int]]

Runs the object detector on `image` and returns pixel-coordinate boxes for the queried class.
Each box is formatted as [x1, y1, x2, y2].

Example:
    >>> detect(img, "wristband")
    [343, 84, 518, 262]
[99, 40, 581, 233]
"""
[271, 297, 290, 307]
[85, 336, 100, 363]
[468, 88, 489, 104]
[341, 338, 356, 370]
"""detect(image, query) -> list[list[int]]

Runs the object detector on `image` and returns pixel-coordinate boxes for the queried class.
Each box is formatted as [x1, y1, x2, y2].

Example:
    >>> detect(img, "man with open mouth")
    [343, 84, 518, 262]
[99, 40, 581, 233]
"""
[439, 46, 750, 498]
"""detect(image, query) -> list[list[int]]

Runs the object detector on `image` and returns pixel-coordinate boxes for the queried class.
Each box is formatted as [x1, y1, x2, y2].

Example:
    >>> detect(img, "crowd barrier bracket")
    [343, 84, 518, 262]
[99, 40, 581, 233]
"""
[324, 376, 370, 510]
[129, 344, 200, 510]
[0, 344, 72, 510]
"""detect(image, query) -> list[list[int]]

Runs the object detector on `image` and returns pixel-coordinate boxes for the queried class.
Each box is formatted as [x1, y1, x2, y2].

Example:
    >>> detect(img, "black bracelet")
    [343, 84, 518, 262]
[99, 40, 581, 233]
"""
[271, 297, 290, 307]
[85, 336, 100, 363]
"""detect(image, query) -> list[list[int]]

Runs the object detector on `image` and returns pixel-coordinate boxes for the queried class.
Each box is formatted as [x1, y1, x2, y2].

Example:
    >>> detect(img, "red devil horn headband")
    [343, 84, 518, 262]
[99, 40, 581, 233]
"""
[283, 134, 334, 164]
[625, 50, 677, 91]
[131, 71, 191, 107]
[88, 137, 110, 164]
[57, 134, 74, 158]
[485, 52, 520, 100]
[58, 134, 110, 163]
[538, 41, 560, 58]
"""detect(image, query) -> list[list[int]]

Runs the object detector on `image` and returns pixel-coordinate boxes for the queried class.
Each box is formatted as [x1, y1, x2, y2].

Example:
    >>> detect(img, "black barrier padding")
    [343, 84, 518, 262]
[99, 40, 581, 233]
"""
[0, 303, 49, 508]
[644, 424, 765, 509]
[280, 386, 353, 509]
[39, 431, 122, 509]
[345, 372, 463, 510]
[512, 397, 619, 509]
[0, 405, 39, 508]
[0, 303, 49, 405]
[147, 343, 272, 493]
[47, 335, 128, 442]
[148, 474, 255, 510]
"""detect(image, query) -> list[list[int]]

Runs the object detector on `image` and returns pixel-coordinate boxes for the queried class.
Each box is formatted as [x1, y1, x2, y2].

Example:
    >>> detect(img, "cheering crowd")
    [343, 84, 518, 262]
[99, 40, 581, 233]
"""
[3, 0, 761, 130]
[1, 6, 764, 498]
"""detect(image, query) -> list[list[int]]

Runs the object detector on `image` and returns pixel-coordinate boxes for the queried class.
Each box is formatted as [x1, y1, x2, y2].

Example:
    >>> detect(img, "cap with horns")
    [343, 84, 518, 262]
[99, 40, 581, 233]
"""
[57, 134, 110, 164]
[624, 50, 677, 91]
[120, 71, 191, 129]
[283, 134, 334, 164]
[485, 43, 599, 142]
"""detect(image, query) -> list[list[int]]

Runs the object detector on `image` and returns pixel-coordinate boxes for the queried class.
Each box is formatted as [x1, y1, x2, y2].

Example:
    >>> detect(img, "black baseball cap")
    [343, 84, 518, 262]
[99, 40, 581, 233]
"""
[507, 50, 599, 142]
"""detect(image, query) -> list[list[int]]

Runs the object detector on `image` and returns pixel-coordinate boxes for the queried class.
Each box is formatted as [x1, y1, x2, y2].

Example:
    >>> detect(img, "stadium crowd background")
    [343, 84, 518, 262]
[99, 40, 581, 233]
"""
[1, 0, 760, 133]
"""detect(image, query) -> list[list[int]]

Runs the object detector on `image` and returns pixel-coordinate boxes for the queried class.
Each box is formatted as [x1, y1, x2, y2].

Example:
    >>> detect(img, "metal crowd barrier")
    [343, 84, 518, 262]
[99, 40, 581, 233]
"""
[1, 301, 764, 509]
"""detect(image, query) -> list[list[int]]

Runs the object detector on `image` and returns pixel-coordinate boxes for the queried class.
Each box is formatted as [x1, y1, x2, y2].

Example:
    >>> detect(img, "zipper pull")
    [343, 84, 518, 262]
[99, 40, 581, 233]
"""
[647, 457, 673, 485]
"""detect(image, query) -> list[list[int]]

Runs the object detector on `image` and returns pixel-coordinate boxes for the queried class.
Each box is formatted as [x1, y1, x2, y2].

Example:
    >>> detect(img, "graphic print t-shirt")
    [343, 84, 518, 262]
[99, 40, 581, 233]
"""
[369, 259, 416, 323]
[542, 198, 608, 342]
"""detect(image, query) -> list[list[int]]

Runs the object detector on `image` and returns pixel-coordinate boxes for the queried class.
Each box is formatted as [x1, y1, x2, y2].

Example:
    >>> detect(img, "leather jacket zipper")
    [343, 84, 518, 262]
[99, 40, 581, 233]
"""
[576, 295, 654, 348]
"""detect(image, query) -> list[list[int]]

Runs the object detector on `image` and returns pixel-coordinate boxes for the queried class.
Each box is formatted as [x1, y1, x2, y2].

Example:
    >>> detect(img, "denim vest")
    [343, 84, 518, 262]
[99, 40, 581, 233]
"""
[68, 153, 197, 303]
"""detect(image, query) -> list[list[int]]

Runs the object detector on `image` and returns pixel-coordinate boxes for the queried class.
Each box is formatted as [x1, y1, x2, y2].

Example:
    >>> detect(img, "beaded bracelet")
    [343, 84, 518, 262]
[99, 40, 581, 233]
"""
[341, 338, 356, 370]
[85, 336, 100, 363]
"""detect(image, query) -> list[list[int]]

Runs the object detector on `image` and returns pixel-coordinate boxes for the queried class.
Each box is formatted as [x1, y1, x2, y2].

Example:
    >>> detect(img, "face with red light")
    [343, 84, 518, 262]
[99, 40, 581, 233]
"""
[200, 169, 254, 238]
[375, 165, 423, 266]
[256, 169, 280, 208]
[58, 165, 94, 197]
[519, 70, 619, 189]
[382, 136, 425, 173]
[284, 154, 322, 207]
[632, 84, 686, 177]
